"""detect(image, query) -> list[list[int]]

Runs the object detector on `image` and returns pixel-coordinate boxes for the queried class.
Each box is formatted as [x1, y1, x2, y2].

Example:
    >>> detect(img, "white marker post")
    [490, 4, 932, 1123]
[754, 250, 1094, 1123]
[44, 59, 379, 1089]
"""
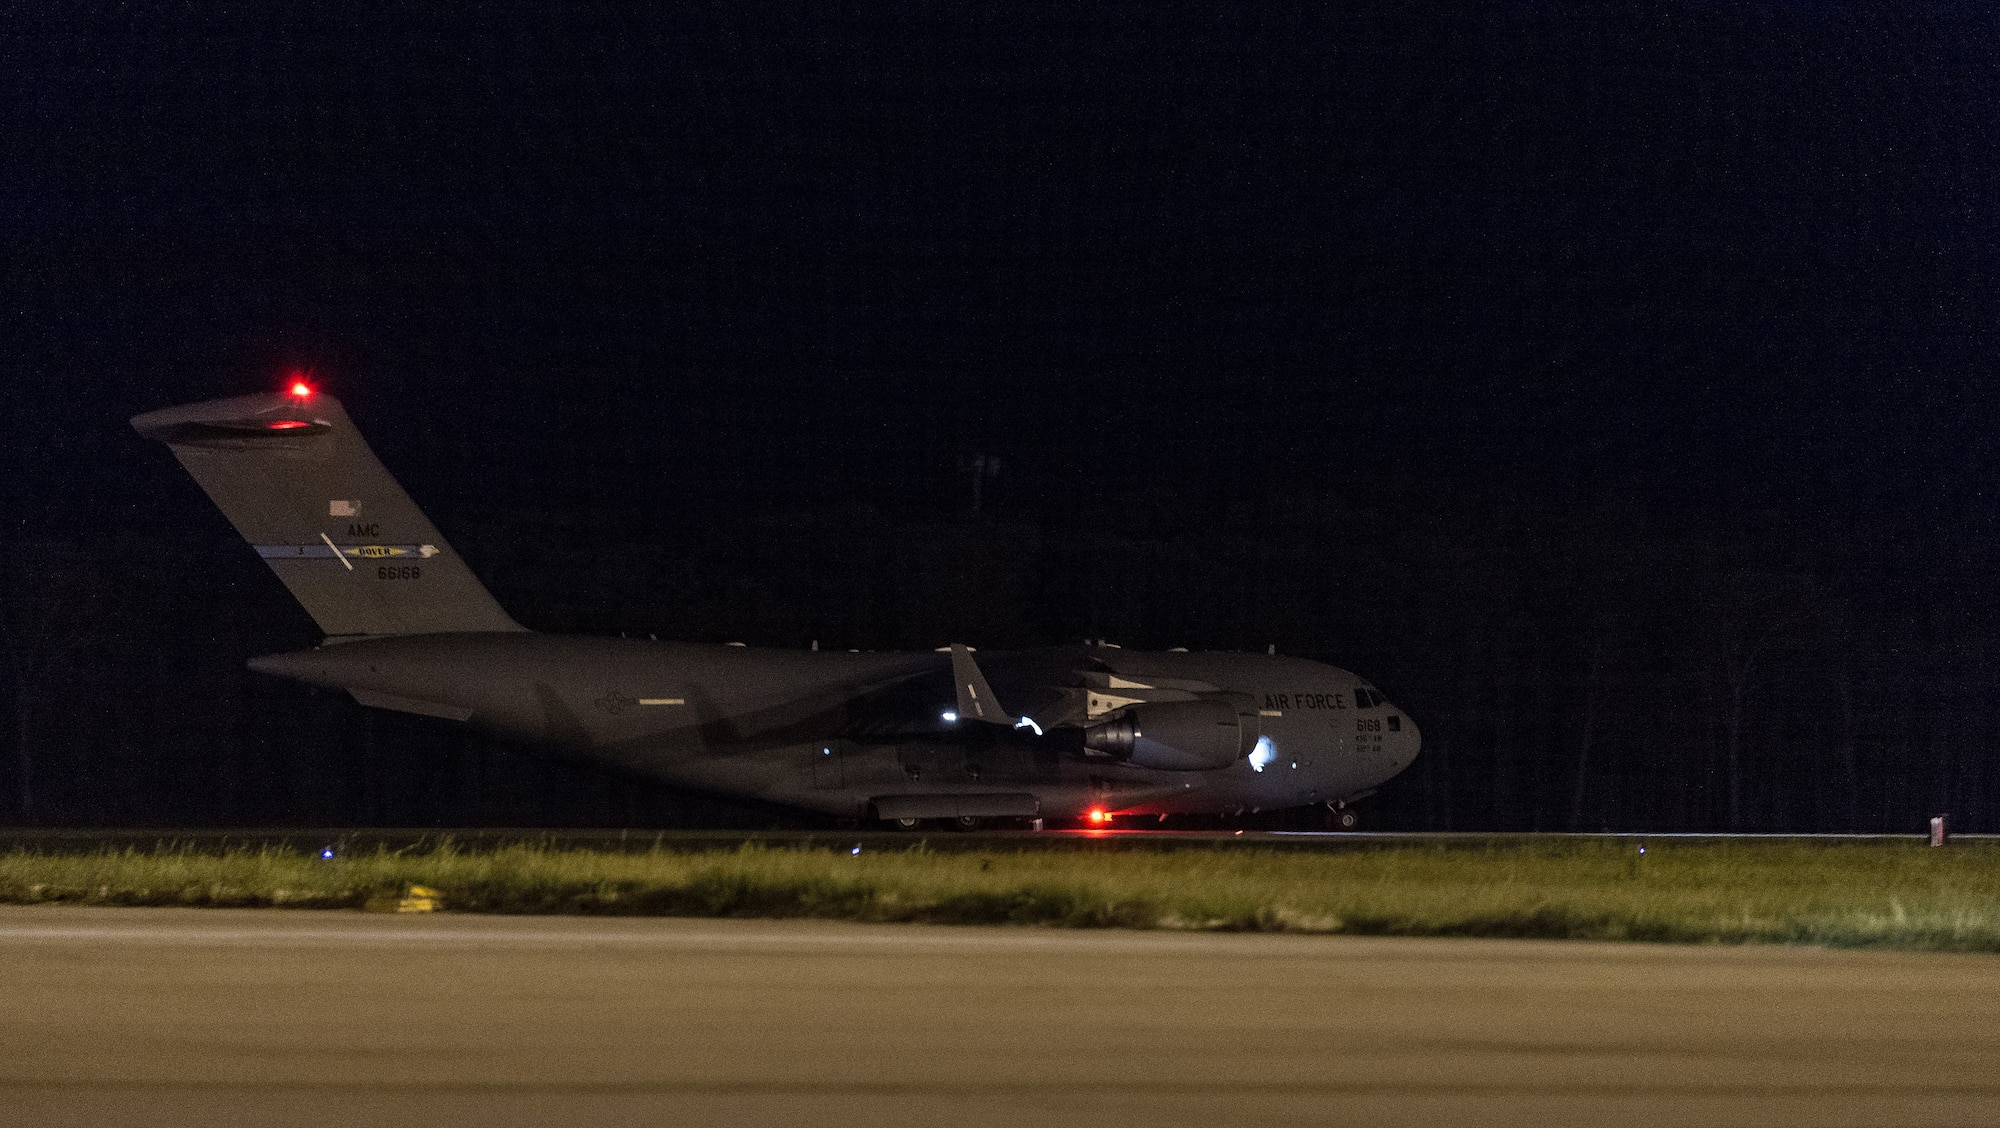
[1930, 814, 1949, 847]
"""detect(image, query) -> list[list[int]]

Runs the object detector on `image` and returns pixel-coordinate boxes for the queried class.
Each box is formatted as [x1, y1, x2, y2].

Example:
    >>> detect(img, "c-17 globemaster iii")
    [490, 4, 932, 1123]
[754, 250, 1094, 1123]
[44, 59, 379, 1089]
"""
[133, 385, 1419, 828]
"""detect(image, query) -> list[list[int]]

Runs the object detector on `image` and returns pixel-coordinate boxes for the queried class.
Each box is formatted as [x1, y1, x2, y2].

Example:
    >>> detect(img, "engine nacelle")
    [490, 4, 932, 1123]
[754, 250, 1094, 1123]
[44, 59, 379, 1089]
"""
[1083, 697, 1246, 771]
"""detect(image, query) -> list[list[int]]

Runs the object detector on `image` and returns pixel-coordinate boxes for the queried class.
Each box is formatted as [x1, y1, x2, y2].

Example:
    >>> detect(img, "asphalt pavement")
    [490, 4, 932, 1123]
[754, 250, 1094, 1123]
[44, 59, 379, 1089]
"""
[2, 907, 1997, 1126]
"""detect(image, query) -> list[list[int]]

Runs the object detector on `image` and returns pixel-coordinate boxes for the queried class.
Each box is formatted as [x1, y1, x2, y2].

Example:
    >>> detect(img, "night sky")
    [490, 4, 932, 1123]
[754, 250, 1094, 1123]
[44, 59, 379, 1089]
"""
[6, 4, 1999, 830]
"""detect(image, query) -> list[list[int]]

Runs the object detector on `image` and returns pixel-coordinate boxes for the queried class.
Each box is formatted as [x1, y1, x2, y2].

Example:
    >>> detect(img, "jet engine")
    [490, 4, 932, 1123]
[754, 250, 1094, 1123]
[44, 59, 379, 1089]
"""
[1083, 697, 1248, 771]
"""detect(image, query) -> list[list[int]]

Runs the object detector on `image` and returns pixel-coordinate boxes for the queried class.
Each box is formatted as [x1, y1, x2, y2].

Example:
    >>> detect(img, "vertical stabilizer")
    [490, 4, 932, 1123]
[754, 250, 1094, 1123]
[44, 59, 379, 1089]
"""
[132, 390, 525, 638]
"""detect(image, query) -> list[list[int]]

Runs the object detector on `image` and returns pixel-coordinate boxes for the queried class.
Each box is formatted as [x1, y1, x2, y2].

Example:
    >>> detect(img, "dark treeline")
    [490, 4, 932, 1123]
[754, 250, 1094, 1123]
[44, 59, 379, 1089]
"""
[3, 469, 1990, 834]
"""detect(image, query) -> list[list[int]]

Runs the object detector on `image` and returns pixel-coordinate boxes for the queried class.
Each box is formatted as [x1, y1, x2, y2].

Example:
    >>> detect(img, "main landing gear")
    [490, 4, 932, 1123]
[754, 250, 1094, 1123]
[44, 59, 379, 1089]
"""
[882, 815, 986, 831]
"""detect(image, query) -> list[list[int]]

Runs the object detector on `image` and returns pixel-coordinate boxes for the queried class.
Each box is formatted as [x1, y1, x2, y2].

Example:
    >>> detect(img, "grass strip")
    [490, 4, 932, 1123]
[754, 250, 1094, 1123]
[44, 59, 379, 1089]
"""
[1, 839, 1997, 950]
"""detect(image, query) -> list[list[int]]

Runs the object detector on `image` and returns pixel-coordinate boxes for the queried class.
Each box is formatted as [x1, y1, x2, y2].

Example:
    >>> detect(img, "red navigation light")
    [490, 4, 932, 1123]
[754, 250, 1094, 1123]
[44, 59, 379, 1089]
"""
[288, 379, 313, 398]
[267, 420, 310, 430]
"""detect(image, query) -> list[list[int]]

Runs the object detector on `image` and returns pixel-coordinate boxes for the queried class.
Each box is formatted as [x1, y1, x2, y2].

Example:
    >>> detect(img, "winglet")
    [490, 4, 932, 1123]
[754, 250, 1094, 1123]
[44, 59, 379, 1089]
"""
[948, 644, 1014, 724]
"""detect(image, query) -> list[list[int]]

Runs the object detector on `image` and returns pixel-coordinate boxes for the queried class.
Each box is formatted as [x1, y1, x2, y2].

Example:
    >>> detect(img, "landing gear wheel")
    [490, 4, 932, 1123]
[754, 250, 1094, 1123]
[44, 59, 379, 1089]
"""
[951, 815, 984, 831]
[1335, 808, 1359, 830]
[887, 816, 924, 831]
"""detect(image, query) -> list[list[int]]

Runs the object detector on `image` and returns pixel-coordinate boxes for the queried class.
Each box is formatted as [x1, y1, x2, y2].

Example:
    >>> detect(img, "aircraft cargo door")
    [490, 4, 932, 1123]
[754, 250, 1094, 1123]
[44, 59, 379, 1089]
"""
[811, 743, 844, 789]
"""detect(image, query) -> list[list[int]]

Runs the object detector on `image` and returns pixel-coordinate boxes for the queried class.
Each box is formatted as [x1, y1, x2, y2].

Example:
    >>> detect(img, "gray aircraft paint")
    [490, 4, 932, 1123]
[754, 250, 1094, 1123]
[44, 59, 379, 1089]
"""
[135, 391, 1419, 822]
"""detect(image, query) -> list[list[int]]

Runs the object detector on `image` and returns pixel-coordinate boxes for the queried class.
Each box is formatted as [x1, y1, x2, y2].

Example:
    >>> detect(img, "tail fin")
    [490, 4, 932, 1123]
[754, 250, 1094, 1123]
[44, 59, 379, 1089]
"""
[132, 390, 525, 638]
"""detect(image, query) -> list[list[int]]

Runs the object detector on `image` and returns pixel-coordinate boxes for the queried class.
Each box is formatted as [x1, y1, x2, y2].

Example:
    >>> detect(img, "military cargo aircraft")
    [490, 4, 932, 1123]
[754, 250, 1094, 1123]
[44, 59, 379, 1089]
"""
[133, 385, 1419, 828]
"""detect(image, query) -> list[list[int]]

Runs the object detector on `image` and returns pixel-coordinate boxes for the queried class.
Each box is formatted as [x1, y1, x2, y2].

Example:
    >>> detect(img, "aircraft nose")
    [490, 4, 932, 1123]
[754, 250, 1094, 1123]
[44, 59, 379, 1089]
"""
[1388, 710, 1421, 769]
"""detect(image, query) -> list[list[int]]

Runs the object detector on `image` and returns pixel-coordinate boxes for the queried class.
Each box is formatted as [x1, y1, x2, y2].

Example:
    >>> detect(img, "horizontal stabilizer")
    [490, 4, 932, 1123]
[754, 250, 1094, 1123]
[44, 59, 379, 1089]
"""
[349, 688, 474, 722]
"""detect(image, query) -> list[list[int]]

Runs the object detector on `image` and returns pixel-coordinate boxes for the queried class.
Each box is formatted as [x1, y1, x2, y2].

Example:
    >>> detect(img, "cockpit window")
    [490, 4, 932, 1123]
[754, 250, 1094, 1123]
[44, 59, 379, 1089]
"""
[1354, 687, 1386, 709]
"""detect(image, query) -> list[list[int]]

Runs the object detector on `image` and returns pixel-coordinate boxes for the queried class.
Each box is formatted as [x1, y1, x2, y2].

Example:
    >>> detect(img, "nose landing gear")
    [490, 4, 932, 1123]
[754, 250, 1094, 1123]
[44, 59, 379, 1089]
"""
[1325, 801, 1359, 830]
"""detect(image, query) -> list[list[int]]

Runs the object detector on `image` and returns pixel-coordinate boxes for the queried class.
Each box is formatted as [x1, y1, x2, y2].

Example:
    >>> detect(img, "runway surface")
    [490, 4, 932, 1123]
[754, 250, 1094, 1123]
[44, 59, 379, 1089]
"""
[3, 909, 1999, 1126]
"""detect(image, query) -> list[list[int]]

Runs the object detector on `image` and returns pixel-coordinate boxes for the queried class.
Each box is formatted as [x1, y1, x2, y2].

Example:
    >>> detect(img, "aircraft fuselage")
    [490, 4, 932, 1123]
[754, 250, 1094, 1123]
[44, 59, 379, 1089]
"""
[250, 635, 1419, 820]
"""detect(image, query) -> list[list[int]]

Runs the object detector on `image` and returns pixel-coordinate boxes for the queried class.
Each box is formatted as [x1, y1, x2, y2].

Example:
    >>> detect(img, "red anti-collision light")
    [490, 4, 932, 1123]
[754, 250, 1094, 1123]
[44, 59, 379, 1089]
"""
[1088, 809, 1110, 825]
[289, 380, 312, 398]
[267, 420, 310, 429]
